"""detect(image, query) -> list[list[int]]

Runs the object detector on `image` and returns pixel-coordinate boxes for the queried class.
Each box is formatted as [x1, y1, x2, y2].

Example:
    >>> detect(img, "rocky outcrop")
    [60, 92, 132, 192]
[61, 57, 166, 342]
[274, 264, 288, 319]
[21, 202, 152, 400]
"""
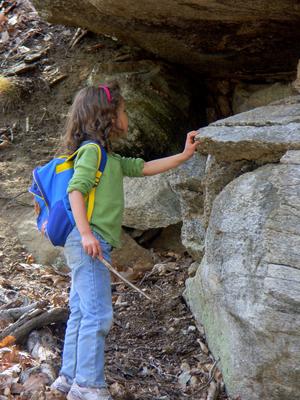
[202, 155, 258, 227]
[123, 174, 181, 230]
[31, 0, 300, 79]
[13, 210, 64, 267]
[123, 153, 207, 258]
[196, 95, 300, 162]
[185, 154, 300, 399]
[168, 153, 207, 259]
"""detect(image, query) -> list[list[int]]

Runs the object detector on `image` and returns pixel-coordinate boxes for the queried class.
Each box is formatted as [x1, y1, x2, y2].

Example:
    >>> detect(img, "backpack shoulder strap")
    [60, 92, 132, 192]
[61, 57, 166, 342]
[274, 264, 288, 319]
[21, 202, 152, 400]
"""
[59, 141, 107, 222]
[76, 142, 107, 221]
[67, 141, 107, 175]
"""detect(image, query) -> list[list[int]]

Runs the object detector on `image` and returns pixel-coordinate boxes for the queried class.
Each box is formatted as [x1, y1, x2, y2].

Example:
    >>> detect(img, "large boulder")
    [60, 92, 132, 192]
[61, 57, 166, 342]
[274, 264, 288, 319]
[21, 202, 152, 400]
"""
[196, 95, 300, 162]
[185, 154, 300, 399]
[88, 60, 191, 159]
[123, 153, 207, 259]
[202, 155, 258, 227]
[123, 174, 181, 230]
[11, 209, 64, 266]
[168, 153, 207, 259]
[31, 0, 300, 79]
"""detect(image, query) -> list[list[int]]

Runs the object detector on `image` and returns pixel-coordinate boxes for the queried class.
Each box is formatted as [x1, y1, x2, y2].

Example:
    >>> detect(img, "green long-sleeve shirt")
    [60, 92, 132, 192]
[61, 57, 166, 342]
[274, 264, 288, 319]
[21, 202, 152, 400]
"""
[67, 145, 144, 248]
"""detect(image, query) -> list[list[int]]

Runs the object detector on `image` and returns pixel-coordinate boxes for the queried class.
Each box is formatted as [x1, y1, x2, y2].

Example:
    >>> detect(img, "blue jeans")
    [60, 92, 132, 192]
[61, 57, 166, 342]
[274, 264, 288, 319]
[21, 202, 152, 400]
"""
[60, 227, 113, 388]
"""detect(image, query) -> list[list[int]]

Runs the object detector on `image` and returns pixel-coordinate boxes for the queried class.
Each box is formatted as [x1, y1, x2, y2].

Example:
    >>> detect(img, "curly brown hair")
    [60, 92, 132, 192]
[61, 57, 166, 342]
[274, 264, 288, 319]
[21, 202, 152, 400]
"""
[63, 81, 124, 154]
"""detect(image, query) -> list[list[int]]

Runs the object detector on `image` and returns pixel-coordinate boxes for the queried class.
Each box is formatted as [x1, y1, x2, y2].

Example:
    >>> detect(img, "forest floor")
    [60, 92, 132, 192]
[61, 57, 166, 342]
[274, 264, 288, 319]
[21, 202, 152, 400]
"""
[0, 1, 231, 399]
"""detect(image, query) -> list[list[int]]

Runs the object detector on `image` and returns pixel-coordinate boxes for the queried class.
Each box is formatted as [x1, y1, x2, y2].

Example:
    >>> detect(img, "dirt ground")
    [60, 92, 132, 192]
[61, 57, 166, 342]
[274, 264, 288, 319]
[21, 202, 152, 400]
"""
[0, 1, 231, 399]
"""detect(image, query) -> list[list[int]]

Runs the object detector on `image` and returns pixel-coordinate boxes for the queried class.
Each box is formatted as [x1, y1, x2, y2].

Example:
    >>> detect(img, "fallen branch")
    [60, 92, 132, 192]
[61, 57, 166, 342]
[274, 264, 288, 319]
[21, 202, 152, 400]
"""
[0, 307, 68, 343]
[99, 257, 152, 302]
[0, 301, 47, 321]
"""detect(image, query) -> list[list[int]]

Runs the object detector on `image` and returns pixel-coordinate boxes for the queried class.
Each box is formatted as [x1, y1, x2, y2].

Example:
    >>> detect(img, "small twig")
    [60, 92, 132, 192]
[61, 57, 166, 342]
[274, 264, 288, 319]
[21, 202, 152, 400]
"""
[69, 28, 88, 48]
[197, 358, 220, 392]
[139, 268, 156, 285]
[85, 42, 105, 52]
[38, 108, 47, 124]
[99, 257, 152, 302]
[111, 281, 124, 286]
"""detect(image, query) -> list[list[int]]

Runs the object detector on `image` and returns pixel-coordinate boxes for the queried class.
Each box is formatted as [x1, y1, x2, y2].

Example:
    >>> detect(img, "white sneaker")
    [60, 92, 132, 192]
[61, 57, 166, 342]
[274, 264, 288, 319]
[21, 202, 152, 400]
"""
[51, 375, 72, 393]
[67, 382, 113, 400]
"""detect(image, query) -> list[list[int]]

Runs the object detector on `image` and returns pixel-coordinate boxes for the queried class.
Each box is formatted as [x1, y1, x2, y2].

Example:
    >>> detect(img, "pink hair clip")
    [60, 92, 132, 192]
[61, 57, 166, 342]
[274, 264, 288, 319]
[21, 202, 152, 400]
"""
[98, 85, 112, 103]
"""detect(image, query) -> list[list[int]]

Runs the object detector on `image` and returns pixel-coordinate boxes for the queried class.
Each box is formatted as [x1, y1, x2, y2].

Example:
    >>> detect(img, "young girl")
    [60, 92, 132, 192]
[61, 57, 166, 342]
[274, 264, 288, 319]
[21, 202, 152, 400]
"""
[51, 82, 199, 400]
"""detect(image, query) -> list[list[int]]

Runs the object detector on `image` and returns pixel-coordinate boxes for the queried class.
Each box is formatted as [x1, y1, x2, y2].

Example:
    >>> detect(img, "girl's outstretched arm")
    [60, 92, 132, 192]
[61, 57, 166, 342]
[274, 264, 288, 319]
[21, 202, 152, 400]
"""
[143, 131, 200, 176]
[69, 190, 103, 259]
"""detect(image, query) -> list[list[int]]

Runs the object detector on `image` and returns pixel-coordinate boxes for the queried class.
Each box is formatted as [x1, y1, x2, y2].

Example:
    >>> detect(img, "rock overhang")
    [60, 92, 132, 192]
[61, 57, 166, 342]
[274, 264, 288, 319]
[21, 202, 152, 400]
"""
[31, 0, 300, 79]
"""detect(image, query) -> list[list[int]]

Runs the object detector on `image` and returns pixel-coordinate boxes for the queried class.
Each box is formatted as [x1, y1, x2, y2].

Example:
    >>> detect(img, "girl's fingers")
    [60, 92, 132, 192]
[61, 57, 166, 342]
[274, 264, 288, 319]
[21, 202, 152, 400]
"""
[187, 131, 198, 139]
[91, 244, 97, 258]
[84, 243, 94, 257]
[92, 242, 100, 258]
[86, 245, 92, 256]
[96, 242, 102, 258]
[83, 239, 103, 259]
[186, 131, 199, 145]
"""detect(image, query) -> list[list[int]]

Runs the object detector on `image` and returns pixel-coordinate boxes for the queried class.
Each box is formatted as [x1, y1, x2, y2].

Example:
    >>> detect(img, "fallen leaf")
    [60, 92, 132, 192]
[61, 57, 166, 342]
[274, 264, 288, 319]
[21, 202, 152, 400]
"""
[26, 254, 35, 264]
[0, 140, 10, 149]
[0, 336, 16, 348]
[197, 339, 209, 354]
[0, 13, 8, 26]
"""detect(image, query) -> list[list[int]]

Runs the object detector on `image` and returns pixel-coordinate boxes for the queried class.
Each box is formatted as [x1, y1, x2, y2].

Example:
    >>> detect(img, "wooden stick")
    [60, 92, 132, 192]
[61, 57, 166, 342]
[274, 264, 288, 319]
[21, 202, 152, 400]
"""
[99, 257, 152, 302]
[69, 28, 88, 48]
[0, 308, 68, 343]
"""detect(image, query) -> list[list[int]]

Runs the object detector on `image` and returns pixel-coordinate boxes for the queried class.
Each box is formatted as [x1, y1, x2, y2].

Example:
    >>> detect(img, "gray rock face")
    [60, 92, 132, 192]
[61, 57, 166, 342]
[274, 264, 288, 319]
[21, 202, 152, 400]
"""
[181, 217, 206, 260]
[185, 156, 300, 399]
[232, 82, 297, 114]
[168, 153, 207, 259]
[202, 155, 258, 226]
[197, 96, 300, 162]
[280, 149, 300, 165]
[31, 0, 300, 79]
[12, 210, 65, 266]
[88, 60, 191, 159]
[123, 153, 207, 258]
[123, 174, 181, 230]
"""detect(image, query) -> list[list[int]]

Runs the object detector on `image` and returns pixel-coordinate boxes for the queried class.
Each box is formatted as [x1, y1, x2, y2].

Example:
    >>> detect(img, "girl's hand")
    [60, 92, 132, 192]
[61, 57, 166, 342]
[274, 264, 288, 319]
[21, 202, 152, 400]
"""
[81, 231, 103, 259]
[182, 131, 200, 160]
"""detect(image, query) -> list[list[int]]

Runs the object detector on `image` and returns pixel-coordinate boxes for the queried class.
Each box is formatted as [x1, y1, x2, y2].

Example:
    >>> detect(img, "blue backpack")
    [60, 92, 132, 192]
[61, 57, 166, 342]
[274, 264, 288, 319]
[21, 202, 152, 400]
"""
[29, 141, 107, 247]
